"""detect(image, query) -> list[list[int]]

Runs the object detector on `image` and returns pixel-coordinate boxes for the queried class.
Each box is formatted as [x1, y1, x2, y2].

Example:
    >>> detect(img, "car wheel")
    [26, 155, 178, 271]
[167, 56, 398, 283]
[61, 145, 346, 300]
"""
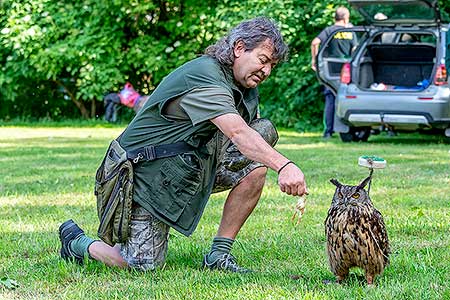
[339, 127, 371, 142]
[339, 132, 354, 143]
[353, 127, 371, 142]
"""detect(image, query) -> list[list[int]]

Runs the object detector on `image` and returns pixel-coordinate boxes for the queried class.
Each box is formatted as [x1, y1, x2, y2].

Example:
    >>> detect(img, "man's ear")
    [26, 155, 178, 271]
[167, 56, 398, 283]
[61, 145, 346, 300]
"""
[233, 40, 246, 58]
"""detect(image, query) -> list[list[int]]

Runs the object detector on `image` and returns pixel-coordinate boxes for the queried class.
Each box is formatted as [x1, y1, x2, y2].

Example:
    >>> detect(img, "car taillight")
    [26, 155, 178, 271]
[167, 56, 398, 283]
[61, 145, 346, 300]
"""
[340, 63, 351, 84]
[434, 64, 447, 86]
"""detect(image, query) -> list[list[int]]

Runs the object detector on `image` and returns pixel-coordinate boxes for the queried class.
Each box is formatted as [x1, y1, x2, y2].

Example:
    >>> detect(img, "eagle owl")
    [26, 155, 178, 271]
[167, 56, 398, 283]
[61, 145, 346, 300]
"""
[325, 176, 390, 285]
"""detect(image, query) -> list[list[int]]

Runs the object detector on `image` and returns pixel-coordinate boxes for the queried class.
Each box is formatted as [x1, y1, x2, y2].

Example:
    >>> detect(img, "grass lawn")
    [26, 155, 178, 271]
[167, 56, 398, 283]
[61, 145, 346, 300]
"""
[0, 123, 449, 300]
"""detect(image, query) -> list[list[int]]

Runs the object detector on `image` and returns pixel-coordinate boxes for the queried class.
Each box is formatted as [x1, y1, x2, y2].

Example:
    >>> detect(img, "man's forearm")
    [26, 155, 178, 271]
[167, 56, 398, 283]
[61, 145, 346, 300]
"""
[211, 113, 290, 172]
[310, 39, 320, 69]
[220, 118, 290, 172]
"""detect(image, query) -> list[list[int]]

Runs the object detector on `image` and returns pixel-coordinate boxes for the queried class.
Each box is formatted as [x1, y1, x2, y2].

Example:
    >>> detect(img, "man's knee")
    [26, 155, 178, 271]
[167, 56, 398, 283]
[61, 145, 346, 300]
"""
[249, 118, 278, 147]
[239, 167, 267, 189]
[120, 207, 170, 271]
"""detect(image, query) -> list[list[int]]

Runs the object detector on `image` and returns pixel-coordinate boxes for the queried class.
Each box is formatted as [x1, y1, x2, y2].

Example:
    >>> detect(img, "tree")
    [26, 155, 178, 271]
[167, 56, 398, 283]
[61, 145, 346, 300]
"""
[0, 0, 217, 118]
[2, 0, 449, 131]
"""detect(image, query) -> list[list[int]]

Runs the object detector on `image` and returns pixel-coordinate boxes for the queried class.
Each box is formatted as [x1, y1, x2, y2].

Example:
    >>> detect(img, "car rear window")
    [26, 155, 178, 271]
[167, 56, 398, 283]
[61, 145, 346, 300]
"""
[371, 32, 436, 44]
[358, 2, 435, 23]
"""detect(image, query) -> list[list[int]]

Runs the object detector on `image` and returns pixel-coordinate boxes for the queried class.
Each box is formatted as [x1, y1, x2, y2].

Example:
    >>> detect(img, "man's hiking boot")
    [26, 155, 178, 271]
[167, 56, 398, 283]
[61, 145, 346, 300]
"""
[202, 253, 253, 273]
[58, 219, 85, 264]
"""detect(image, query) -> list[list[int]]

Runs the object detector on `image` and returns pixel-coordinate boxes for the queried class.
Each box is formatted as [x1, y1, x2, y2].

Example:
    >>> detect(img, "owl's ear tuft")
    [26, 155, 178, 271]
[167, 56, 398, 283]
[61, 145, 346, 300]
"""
[358, 176, 371, 189]
[330, 179, 341, 187]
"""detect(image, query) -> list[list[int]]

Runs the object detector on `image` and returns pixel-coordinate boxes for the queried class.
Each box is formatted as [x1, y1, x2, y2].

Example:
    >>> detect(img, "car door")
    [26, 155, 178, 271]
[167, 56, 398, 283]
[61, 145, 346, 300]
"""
[316, 27, 369, 94]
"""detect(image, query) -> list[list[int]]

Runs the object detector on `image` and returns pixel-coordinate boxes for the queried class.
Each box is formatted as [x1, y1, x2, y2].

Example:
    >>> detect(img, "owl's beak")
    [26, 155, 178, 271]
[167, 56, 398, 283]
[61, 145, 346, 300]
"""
[348, 200, 358, 206]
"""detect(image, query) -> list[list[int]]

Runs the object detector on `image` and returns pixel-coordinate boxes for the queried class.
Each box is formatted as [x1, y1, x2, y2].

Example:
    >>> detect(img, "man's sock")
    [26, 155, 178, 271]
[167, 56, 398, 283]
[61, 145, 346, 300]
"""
[69, 234, 96, 259]
[205, 236, 234, 263]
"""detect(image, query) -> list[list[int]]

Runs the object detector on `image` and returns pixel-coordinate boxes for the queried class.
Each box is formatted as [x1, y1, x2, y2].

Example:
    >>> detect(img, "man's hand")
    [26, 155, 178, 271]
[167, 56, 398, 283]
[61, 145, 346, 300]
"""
[277, 162, 308, 196]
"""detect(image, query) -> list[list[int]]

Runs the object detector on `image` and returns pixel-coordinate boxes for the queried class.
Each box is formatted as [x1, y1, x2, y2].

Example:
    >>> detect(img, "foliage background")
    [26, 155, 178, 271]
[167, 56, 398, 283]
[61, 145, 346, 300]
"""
[1, 0, 450, 129]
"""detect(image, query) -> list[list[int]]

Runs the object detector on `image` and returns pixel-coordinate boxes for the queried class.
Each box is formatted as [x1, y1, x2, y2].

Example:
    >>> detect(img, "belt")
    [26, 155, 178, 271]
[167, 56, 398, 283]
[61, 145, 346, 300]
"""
[127, 141, 195, 164]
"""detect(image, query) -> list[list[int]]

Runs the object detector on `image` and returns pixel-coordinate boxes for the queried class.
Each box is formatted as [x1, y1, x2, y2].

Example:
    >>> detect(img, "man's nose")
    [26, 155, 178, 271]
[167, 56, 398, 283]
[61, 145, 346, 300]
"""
[261, 64, 272, 77]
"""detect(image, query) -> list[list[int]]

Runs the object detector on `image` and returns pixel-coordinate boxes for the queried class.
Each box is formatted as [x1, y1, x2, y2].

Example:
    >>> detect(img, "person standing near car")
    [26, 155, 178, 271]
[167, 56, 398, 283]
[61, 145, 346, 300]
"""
[58, 17, 308, 273]
[311, 7, 357, 138]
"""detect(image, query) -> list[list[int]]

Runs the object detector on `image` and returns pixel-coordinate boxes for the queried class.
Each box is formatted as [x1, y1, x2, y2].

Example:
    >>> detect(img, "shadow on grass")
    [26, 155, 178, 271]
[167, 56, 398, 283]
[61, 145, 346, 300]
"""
[277, 132, 449, 146]
[0, 137, 109, 196]
[0, 119, 128, 128]
[368, 133, 449, 145]
[0, 205, 95, 223]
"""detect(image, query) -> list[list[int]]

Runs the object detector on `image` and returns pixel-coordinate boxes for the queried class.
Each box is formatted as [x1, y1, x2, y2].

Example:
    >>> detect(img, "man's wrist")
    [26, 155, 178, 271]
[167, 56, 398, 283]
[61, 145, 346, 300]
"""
[277, 161, 295, 174]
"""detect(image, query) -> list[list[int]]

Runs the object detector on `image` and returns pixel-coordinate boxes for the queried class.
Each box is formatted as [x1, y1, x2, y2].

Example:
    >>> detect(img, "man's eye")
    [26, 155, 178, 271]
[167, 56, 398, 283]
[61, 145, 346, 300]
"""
[351, 193, 360, 199]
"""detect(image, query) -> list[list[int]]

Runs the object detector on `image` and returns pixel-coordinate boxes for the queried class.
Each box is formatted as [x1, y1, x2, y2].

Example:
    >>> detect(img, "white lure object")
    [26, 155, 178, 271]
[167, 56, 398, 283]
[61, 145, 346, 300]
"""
[358, 155, 387, 169]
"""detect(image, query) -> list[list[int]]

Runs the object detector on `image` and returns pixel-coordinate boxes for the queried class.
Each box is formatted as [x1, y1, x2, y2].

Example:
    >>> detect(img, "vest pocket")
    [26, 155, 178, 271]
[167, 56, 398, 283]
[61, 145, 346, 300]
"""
[147, 154, 202, 222]
[95, 140, 134, 246]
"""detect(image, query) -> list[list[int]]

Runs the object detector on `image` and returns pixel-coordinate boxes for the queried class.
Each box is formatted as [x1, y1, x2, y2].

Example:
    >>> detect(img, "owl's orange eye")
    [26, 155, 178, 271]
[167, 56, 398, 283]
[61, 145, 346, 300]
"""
[351, 192, 360, 199]
[338, 191, 343, 198]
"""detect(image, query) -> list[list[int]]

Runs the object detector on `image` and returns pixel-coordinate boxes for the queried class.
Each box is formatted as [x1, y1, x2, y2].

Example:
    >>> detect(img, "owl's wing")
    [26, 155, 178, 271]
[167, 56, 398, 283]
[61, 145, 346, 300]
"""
[370, 208, 390, 266]
[324, 206, 342, 273]
[324, 206, 337, 235]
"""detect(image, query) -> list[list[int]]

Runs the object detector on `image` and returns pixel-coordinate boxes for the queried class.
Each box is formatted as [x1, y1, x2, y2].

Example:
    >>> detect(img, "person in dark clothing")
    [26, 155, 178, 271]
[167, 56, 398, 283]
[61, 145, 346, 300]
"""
[311, 7, 356, 138]
[103, 92, 121, 123]
[103, 83, 150, 123]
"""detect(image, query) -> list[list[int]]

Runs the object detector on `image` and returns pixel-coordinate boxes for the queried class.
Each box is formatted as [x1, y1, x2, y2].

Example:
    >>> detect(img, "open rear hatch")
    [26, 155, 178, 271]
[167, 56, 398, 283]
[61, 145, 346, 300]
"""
[316, 0, 443, 93]
[348, 0, 441, 27]
[348, 0, 443, 91]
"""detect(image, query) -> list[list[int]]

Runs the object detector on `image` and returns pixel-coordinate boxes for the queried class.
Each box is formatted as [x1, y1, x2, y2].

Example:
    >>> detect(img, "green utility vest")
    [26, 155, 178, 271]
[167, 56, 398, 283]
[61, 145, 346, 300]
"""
[118, 56, 259, 236]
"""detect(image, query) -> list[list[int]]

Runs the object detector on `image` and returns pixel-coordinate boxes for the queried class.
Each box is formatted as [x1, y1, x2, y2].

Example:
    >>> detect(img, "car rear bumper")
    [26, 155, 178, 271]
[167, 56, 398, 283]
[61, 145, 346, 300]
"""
[336, 85, 450, 130]
[348, 113, 429, 126]
[343, 111, 443, 130]
[341, 110, 450, 130]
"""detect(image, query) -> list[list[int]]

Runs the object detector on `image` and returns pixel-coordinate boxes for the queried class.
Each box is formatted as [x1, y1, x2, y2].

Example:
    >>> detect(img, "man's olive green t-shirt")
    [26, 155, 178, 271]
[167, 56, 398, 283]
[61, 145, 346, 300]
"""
[117, 56, 259, 236]
[163, 86, 246, 124]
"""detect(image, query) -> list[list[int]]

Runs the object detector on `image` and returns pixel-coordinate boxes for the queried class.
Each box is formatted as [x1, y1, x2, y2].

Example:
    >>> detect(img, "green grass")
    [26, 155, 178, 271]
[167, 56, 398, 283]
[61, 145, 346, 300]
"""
[0, 125, 449, 300]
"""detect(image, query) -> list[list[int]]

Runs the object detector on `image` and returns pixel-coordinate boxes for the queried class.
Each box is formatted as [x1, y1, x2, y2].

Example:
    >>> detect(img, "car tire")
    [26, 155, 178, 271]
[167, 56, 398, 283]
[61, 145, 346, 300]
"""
[353, 127, 371, 142]
[339, 127, 371, 142]
[339, 132, 354, 143]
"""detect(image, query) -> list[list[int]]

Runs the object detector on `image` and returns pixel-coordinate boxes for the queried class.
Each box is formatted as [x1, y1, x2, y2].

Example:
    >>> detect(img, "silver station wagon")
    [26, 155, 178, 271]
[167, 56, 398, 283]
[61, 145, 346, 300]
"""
[316, 0, 450, 142]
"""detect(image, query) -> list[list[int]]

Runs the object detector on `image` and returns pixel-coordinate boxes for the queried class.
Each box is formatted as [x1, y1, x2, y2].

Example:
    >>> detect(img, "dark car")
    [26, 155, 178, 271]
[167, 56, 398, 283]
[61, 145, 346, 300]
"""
[316, 0, 450, 142]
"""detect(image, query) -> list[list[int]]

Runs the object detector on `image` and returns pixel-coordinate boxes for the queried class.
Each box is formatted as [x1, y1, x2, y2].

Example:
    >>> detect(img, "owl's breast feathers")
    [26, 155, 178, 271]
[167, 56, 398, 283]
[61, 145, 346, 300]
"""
[325, 204, 390, 275]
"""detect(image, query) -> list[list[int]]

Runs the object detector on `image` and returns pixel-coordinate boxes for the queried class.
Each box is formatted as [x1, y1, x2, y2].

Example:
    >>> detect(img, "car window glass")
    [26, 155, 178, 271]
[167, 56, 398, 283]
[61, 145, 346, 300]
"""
[415, 33, 437, 44]
[357, 2, 435, 23]
[371, 32, 436, 45]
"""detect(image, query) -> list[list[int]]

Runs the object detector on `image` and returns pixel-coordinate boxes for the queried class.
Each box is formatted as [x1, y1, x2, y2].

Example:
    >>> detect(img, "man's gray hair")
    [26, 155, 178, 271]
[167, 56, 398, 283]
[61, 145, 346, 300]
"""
[205, 17, 289, 66]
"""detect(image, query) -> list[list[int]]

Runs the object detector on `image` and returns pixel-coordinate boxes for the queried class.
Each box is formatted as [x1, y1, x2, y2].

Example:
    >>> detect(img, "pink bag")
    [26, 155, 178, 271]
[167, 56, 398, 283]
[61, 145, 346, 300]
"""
[119, 82, 141, 108]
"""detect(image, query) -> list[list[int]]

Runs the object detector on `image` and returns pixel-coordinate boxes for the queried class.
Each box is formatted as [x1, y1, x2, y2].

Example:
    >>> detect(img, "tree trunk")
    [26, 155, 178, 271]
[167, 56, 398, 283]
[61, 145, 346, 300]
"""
[90, 98, 97, 118]
[53, 79, 90, 119]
